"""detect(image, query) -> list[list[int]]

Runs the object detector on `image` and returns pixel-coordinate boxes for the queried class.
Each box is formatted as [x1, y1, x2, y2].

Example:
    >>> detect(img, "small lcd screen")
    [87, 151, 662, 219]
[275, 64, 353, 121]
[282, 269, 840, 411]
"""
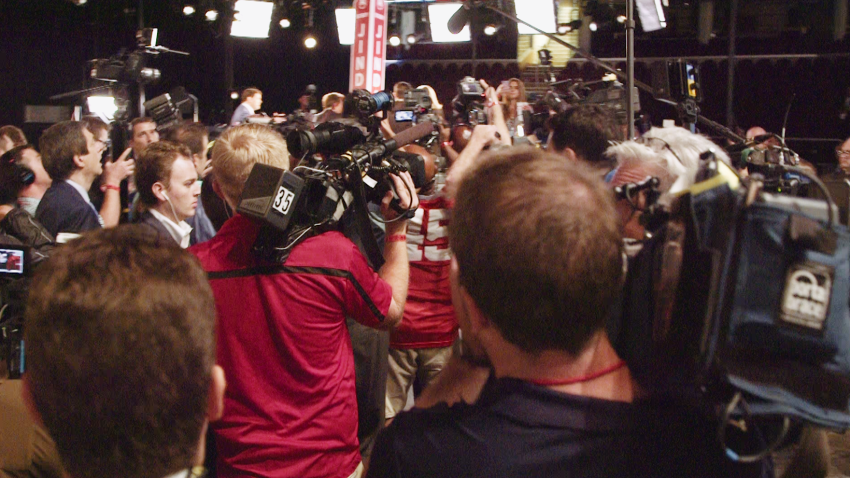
[395, 110, 415, 122]
[0, 247, 26, 276]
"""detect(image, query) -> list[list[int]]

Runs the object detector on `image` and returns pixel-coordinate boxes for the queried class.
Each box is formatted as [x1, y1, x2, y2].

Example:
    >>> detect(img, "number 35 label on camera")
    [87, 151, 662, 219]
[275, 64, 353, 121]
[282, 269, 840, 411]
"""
[779, 262, 833, 332]
[273, 186, 296, 216]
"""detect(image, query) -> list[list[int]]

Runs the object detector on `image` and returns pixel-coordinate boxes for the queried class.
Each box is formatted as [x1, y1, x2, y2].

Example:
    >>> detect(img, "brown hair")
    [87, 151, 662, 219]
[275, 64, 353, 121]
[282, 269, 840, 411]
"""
[25, 226, 216, 478]
[450, 147, 623, 355]
[0, 125, 27, 147]
[136, 140, 193, 207]
[38, 121, 89, 181]
[164, 122, 209, 157]
[241, 87, 262, 102]
[211, 124, 289, 205]
[81, 116, 110, 138]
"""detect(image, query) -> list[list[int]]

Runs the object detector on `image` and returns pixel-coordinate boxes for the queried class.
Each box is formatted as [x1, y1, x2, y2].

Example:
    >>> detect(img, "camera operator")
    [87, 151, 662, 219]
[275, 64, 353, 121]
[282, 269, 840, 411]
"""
[82, 117, 135, 228]
[0, 126, 27, 155]
[189, 124, 418, 478]
[2, 144, 51, 217]
[368, 147, 768, 478]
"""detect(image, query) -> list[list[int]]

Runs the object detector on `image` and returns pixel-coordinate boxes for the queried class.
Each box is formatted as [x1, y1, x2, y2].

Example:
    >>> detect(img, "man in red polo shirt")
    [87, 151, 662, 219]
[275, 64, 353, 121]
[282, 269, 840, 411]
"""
[190, 124, 416, 478]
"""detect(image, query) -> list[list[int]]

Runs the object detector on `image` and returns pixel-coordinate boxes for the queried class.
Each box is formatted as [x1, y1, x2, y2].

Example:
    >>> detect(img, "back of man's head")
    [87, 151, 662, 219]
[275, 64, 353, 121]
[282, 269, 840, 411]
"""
[450, 148, 623, 355]
[211, 124, 289, 205]
[548, 105, 622, 167]
[39, 120, 88, 181]
[393, 82, 412, 100]
[24, 226, 217, 478]
[164, 122, 209, 158]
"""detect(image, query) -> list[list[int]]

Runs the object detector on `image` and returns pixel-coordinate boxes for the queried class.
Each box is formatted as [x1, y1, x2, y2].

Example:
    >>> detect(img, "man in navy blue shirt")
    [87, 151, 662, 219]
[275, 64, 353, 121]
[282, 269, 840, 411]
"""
[366, 147, 768, 478]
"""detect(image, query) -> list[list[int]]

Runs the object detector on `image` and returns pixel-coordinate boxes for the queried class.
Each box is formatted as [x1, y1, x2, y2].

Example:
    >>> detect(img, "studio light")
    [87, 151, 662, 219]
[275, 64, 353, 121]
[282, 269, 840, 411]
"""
[429, 3, 470, 43]
[406, 33, 418, 44]
[616, 15, 627, 24]
[389, 33, 402, 46]
[556, 23, 570, 34]
[231, 0, 274, 38]
[515, 0, 557, 34]
[304, 35, 317, 49]
[335, 8, 354, 45]
[87, 96, 118, 123]
[280, 18, 291, 28]
[206, 9, 219, 21]
[230, 91, 239, 100]
[183, 5, 195, 15]
[636, 0, 667, 32]
[483, 23, 498, 35]
[589, 21, 598, 31]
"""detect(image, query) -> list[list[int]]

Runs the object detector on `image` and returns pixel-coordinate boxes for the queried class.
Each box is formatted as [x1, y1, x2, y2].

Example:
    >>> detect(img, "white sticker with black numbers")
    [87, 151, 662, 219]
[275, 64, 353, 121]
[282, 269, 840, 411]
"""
[272, 186, 296, 215]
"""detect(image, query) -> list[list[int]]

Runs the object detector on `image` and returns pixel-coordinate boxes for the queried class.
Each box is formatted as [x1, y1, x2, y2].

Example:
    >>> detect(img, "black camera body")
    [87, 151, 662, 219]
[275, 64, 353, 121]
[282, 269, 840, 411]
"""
[452, 77, 487, 127]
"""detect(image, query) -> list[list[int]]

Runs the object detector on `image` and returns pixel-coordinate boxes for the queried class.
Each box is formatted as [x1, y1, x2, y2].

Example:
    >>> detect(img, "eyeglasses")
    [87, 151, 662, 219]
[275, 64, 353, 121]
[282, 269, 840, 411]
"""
[637, 136, 685, 166]
[836, 149, 850, 158]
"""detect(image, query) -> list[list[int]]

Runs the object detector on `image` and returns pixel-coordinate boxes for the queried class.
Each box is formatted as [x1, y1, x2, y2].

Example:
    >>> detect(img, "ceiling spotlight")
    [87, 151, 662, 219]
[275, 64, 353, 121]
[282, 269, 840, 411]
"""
[280, 18, 291, 28]
[483, 23, 498, 35]
[406, 33, 417, 44]
[206, 9, 219, 21]
[389, 33, 401, 47]
[230, 91, 239, 100]
[304, 35, 317, 48]
[589, 21, 598, 31]
[68, 0, 87, 5]
[616, 15, 626, 23]
[183, 5, 195, 15]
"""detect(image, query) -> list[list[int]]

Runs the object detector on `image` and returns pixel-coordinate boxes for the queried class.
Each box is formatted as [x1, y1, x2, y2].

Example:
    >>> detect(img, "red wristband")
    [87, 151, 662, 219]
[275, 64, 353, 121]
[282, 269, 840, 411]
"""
[386, 234, 407, 243]
[441, 141, 453, 148]
[100, 184, 120, 192]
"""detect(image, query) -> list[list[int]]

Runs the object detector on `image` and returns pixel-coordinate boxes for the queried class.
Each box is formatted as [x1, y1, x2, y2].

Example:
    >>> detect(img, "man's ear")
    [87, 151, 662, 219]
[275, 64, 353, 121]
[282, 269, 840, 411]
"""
[563, 147, 579, 162]
[152, 182, 168, 203]
[20, 375, 45, 427]
[72, 153, 87, 169]
[208, 365, 226, 422]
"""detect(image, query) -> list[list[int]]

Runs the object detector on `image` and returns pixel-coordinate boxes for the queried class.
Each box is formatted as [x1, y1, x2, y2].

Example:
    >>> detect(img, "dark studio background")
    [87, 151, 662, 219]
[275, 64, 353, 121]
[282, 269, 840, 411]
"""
[1, 0, 849, 166]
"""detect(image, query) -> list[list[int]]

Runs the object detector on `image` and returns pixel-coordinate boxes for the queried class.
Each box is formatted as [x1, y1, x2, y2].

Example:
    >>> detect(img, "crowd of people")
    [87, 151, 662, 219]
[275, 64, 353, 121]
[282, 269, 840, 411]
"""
[0, 75, 848, 478]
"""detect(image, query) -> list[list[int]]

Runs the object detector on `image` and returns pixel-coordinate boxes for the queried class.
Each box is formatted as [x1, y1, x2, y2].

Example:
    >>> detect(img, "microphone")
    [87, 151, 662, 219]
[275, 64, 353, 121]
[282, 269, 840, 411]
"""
[447, 1, 475, 35]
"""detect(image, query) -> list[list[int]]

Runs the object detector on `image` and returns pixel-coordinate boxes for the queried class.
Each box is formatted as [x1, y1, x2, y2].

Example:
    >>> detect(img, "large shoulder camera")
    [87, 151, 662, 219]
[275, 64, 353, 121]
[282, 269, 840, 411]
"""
[238, 90, 433, 265]
[452, 77, 487, 127]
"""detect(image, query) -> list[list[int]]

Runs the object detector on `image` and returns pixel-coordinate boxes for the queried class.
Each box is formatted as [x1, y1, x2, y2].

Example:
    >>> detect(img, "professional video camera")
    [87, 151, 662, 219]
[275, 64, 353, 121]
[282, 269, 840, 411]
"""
[727, 134, 809, 194]
[617, 152, 850, 461]
[522, 91, 571, 141]
[393, 89, 441, 148]
[143, 87, 195, 131]
[238, 90, 432, 266]
[451, 77, 487, 127]
[0, 243, 30, 379]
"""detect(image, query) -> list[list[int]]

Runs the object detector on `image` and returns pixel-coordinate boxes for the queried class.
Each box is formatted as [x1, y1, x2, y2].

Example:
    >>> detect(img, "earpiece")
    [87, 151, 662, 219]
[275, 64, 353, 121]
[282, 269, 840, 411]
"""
[162, 191, 170, 201]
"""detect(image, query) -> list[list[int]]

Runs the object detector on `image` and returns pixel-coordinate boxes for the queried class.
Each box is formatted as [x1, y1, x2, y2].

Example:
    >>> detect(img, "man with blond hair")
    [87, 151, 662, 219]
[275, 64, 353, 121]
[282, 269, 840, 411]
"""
[190, 124, 418, 478]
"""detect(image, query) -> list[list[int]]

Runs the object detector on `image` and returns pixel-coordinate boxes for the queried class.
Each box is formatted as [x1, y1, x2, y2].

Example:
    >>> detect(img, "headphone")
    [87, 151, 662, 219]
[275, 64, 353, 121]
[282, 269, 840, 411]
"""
[0, 145, 35, 188]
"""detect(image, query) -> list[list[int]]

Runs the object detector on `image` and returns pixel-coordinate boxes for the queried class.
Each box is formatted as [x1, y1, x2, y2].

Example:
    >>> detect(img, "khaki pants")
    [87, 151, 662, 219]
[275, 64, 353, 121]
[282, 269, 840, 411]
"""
[385, 346, 454, 419]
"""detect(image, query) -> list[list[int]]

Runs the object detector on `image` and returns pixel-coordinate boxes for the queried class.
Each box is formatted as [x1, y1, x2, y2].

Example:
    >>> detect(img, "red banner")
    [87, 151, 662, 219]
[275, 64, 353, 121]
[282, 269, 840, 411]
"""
[349, 0, 387, 93]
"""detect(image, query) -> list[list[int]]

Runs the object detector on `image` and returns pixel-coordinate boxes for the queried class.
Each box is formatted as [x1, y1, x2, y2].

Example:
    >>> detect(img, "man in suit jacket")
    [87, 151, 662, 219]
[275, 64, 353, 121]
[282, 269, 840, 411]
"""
[230, 88, 263, 126]
[35, 121, 113, 237]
